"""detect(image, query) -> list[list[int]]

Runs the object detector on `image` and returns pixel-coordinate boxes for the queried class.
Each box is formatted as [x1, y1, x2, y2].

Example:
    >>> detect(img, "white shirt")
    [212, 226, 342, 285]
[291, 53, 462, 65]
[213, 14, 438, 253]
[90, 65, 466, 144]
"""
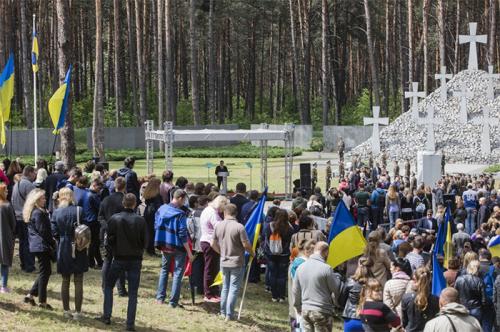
[199, 206, 222, 244]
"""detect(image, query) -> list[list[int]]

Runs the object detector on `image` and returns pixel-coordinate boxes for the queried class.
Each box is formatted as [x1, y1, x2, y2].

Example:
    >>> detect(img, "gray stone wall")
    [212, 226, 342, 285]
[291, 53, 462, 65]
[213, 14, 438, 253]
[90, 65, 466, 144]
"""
[323, 126, 372, 152]
[250, 124, 313, 149]
[0, 128, 60, 156]
[86, 124, 240, 150]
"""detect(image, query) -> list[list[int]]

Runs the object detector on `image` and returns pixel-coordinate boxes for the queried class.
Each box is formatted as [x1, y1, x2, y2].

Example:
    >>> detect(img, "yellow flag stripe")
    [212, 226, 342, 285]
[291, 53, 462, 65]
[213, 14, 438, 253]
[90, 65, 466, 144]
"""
[327, 226, 366, 268]
[48, 83, 67, 130]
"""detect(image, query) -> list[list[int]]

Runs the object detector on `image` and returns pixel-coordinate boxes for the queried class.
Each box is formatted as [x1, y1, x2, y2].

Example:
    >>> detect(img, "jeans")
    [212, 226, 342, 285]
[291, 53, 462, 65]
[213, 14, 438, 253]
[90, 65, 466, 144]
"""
[343, 318, 364, 332]
[103, 259, 142, 328]
[102, 256, 127, 295]
[29, 252, 52, 303]
[266, 255, 288, 299]
[220, 266, 244, 319]
[1, 264, 8, 287]
[465, 207, 476, 235]
[370, 207, 380, 231]
[156, 250, 186, 305]
[389, 211, 399, 229]
[62, 273, 83, 312]
[16, 220, 35, 272]
[469, 307, 482, 324]
[191, 253, 204, 295]
[85, 222, 103, 267]
[482, 303, 494, 332]
[356, 207, 369, 227]
[201, 241, 220, 297]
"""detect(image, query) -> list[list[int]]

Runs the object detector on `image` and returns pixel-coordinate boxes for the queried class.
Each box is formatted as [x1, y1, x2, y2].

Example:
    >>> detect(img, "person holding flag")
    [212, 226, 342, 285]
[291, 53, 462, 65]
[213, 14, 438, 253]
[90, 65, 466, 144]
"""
[32, 14, 39, 160]
[211, 204, 254, 321]
[431, 206, 452, 298]
[0, 53, 15, 147]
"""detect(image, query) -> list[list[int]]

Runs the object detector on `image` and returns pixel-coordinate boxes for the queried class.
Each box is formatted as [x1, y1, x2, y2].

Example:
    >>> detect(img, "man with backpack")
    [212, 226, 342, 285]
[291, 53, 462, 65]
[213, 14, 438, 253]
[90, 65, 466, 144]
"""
[479, 249, 495, 332]
[370, 182, 386, 231]
[117, 157, 140, 203]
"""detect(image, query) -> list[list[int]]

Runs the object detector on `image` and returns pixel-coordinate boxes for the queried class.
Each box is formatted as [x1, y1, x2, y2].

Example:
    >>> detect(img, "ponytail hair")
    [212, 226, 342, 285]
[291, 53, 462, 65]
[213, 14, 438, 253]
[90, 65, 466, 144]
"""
[357, 278, 382, 315]
[414, 266, 431, 311]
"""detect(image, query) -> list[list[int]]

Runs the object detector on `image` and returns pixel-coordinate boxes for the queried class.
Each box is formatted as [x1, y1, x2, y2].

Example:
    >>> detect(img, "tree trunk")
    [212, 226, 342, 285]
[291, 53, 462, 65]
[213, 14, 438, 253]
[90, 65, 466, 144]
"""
[438, 0, 446, 68]
[245, 19, 256, 119]
[453, 0, 460, 73]
[135, 0, 147, 125]
[93, 0, 105, 160]
[398, 0, 408, 114]
[165, 0, 176, 123]
[126, 0, 139, 125]
[289, 0, 301, 118]
[422, 0, 430, 94]
[488, 0, 497, 64]
[189, 0, 200, 125]
[19, 0, 33, 128]
[113, 0, 123, 127]
[56, 0, 76, 167]
[301, 0, 311, 124]
[363, 0, 381, 106]
[384, 0, 390, 116]
[225, 18, 233, 121]
[208, 0, 216, 124]
[321, 0, 329, 126]
[157, 0, 164, 125]
[408, 0, 413, 82]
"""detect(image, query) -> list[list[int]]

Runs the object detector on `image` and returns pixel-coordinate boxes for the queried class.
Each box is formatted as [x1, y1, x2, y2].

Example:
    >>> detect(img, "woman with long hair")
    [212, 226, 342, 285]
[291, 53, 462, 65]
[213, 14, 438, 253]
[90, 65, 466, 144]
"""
[6, 160, 22, 201]
[385, 185, 401, 229]
[343, 256, 374, 332]
[364, 231, 391, 287]
[358, 278, 401, 331]
[383, 258, 411, 319]
[263, 208, 294, 302]
[454, 260, 487, 322]
[51, 188, 89, 320]
[458, 251, 479, 277]
[401, 267, 439, 331]
[0, 183, 16, 293]
[23, 188, 56, 309]
[142, 177, 163, 256]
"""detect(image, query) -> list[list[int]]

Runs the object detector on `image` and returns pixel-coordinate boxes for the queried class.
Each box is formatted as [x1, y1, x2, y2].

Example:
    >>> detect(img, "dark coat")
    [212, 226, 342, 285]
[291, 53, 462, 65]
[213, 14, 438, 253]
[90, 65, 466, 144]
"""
[455, 273, 487, 310]
[0, 203, 16, 266]
[51, 205, 89, 275]
[45, 172, 66, 212]
[28, 208, 56, 253]
[107, 209, 146, 260]
[401, 292, 440, 332]
[230, 194, 250, 223]
[416, 217, 438, 234]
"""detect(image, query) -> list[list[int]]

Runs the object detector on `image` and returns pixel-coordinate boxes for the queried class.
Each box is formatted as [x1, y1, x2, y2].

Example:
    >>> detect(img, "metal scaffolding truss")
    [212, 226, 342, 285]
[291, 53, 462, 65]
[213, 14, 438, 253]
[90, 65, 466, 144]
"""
[144, 120, 295, 199]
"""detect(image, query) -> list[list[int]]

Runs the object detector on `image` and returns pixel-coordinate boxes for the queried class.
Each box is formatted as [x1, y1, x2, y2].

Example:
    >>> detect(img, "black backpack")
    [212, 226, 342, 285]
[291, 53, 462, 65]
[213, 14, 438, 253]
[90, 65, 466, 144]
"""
[376, 190, 386, 207]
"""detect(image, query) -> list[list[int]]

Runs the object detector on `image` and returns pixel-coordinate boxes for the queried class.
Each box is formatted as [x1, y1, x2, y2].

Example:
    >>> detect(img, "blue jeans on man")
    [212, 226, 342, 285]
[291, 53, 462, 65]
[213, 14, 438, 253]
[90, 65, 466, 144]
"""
[357, 207, 369, 228]
[16, 220, 35, 272]
[465, 207, 476, 235]
[103, 259, 142, 329]
[220, 266, 244, 319]
[156, 250, 187, 306]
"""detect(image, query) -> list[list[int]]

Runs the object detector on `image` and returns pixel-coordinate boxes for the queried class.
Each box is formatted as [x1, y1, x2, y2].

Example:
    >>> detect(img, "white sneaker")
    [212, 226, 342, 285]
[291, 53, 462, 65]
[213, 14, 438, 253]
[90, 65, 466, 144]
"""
[63, 311, 73, 319]
[73, 312, 83, 321]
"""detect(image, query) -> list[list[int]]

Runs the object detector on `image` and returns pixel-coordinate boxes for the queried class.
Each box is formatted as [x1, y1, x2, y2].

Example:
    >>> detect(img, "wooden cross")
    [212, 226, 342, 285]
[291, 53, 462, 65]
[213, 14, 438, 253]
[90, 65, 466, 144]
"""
[459, 22, 487, 70]
[363, 106, 389, 155]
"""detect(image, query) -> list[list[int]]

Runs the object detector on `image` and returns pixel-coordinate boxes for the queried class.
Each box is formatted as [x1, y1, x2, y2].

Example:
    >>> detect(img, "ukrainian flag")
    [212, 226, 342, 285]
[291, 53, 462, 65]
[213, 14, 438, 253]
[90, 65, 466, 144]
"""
[431, 211, 448, 296]
[443, 207, 453, 269]
[0, 53, 15, 146]
[488, 235, 500, 258]
[32, 27, 39, 73]
[48, 65, 72, 134]
[212, 188, 267, 287]
[326, 200, 366, 269]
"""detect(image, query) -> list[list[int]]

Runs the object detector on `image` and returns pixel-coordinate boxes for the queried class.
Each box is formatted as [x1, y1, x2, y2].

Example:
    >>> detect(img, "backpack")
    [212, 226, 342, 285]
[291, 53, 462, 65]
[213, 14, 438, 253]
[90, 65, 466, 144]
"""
[415, 197, 426, 214]
[73, 206, 91, 255]
[376, 189, 386, 207]
[269, 225, 283, 255]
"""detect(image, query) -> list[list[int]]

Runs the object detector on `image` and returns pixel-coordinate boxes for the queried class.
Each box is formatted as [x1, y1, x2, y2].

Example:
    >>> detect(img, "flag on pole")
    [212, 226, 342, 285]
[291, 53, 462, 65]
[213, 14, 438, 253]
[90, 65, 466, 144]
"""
[431, 214, 448, 296]
[32, 26, 39, 73]
[488, 235, 500, 258]
[48, 65, 72, 134]
[212, 188, 268, 287]
[0, 53, 15, 147]
[326, 200, 367, 268]
[443, 207, 453, 269]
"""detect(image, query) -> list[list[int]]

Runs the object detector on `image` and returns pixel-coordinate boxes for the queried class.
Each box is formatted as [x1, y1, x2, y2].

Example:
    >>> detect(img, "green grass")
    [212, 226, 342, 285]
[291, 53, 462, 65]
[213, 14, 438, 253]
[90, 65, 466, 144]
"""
[484, 164, 500, 173]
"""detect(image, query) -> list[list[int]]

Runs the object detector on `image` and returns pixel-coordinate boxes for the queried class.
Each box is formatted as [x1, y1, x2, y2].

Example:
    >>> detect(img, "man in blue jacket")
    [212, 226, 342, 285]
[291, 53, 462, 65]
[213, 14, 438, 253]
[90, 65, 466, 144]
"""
[462, 184, 478, 235]
[117, 157, 140, 202]
[154, 189, 194, 308]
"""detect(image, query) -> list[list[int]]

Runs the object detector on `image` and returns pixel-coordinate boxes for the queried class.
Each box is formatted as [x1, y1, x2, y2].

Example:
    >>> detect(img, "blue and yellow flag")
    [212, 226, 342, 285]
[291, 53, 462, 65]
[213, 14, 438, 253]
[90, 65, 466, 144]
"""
[0, 53, 15, 146]
[32, 27, 39, 73]
[443, 207, 453, 269]
[48, 65, 72, 134]
[431, 213, 448, 296]
[488, 236, 500, 258]
[212, 188, 268, 287]
[326, 200, 366, 268]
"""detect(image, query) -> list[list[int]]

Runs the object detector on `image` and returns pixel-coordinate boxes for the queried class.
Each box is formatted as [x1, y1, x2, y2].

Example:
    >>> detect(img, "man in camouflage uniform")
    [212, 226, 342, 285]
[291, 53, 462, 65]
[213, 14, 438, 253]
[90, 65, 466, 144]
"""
[337, 138, 345, 162]
[325, 161, 332, 190]
[338, 161, 345, 179]
[404, 158, 411, 178]
[393, 160, 400, 178]
[312, 163, 318, 189]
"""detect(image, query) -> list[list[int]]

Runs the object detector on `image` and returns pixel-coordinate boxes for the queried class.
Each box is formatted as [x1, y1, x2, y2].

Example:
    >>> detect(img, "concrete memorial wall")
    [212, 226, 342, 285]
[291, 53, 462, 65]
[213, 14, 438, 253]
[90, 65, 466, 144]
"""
[323, 126, 372, 152]
[0, 128, 60, 155]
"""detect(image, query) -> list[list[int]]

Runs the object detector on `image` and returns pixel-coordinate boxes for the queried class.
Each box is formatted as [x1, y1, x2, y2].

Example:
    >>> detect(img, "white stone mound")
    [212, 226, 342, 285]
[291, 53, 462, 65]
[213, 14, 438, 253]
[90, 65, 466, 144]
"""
[349, 70, 500, 164]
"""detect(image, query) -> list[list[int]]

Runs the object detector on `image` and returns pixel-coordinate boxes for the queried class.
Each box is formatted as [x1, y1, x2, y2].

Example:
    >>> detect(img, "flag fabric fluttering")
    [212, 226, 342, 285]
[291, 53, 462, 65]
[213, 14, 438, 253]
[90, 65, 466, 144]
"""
[32, 27, 39, 73]
[443, 207, 453, 269]
[431, 211, 448, 296]
[326, 200, 367, 269]
[48, 65, 72, 134]
[211, 188, 268, 287]
[0, 53, 15, 147]
[488, 235, 500, 258]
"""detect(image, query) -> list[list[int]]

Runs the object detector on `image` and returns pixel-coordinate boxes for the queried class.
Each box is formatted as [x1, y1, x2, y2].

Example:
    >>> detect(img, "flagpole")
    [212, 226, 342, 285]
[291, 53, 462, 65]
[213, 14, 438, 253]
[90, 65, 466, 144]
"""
[237, 255, 254, 320]
[32, 14, 38, 163]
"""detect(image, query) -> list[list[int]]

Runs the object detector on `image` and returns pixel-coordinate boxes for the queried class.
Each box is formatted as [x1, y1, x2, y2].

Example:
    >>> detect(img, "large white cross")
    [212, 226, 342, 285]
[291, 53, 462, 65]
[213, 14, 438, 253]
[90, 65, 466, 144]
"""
[363, 106, 389, 155]
[404, 82, 425, 119]
[486, 65, 500, 100]
[434, 66, 453, 102]
[418, 104, 442, 152]
[472, 106, 499, 154]
[459, 22, 487, 70]
[453, 83, 473, 123]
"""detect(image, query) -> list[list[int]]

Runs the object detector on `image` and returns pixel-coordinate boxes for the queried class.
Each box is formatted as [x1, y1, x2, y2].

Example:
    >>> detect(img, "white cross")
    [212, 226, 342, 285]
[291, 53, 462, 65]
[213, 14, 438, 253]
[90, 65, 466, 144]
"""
[459, 22, 487, 70]
[404, 82, 425, 119]
[434, 66, 453, 102]
[363, 106, 389, 155]
[453, 83, 474, 123]
[418, 104, 443, 152]
[486, 65, 500, 100]
[472, 106, 499, 154]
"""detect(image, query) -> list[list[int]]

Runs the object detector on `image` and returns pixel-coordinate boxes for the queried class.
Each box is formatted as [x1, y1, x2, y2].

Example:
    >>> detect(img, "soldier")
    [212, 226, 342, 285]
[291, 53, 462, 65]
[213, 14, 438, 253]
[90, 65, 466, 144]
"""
[441, 150, 446, 175]
[404, 158, 411, 178]
[410, 172, 417, 192]
[393, 160, 400, 178]
[325, 160, 332, 191]
[368, 153, 374, 169]
[312, 162, 318, 189]
[337, 137, 345, 162]
[381, 150, 388, 169]
[339, 160, 345, 179]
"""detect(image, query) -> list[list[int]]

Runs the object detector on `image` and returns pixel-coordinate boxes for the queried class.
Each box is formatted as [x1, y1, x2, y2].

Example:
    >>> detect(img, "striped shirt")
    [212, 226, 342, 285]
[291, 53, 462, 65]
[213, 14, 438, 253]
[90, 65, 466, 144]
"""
[359, 300, 401, 331]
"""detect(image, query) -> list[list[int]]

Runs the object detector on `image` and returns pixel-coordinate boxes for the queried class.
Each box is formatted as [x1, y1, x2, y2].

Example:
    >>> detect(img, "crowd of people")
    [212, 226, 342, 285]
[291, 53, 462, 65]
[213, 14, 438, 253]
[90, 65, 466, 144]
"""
[0, 154, 498, 331]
